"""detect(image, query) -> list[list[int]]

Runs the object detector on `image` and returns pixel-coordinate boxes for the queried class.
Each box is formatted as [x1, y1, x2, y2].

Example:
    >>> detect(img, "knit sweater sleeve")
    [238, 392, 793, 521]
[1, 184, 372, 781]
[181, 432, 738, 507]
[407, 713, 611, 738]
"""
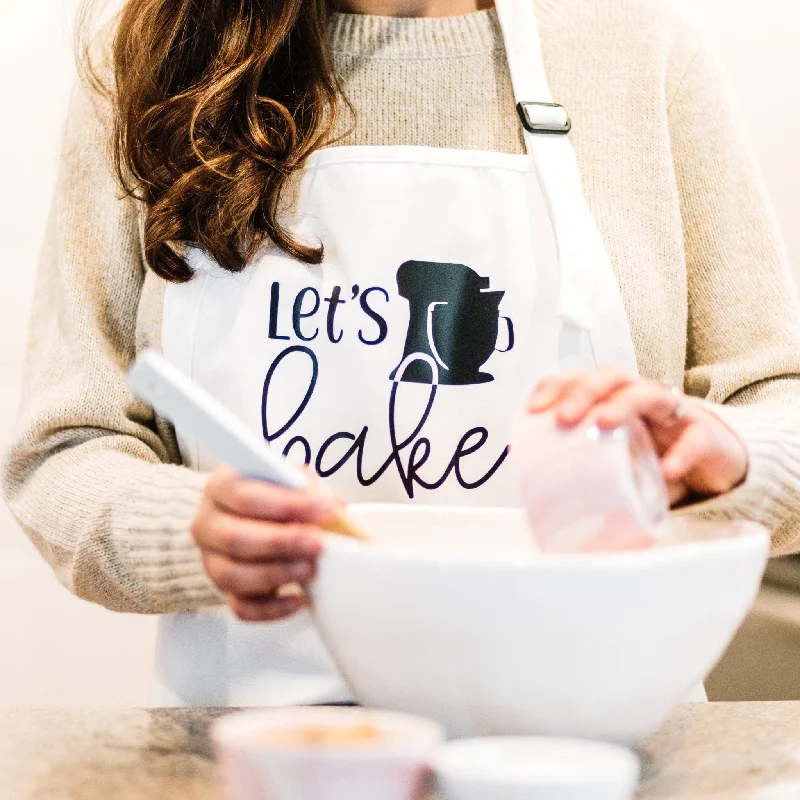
[1, 76, 222, 612]
[668, 34, 800, 554]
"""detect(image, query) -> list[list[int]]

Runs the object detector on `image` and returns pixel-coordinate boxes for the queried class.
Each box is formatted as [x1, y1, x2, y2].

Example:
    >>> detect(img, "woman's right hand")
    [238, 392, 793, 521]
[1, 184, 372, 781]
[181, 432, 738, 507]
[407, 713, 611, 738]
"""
[191, 466, 339, 623]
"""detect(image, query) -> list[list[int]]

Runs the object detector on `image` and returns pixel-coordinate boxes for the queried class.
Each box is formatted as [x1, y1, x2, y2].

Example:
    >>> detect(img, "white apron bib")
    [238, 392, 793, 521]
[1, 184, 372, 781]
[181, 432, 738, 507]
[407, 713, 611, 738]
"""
[153, 0, 639, 707]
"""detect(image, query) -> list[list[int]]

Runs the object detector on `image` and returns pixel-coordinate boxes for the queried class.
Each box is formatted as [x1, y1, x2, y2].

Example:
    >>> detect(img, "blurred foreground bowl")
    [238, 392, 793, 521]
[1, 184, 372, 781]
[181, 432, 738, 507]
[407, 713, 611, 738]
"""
[310, 505, 769, 744]
[213, 706, 444, 800]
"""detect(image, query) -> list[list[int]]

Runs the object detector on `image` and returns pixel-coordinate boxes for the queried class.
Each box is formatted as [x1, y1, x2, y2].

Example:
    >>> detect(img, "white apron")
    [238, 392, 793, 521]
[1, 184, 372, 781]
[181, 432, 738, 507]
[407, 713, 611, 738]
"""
[153, 0, 640, 707]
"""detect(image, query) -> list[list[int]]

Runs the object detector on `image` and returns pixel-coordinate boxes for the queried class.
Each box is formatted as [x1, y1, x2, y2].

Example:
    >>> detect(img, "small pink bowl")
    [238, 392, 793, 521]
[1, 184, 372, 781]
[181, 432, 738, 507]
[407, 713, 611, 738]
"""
[212, 707, 445, 800]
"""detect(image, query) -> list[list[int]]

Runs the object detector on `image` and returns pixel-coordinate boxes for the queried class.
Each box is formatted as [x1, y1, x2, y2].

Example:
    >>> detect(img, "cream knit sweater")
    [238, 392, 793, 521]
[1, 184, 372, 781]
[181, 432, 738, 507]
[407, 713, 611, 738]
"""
[5, 1, 800, 614]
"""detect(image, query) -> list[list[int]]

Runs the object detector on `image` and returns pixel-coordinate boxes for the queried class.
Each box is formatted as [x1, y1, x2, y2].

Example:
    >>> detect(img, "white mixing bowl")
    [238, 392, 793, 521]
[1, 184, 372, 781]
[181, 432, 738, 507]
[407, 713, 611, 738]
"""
[310, 505, 769, 744]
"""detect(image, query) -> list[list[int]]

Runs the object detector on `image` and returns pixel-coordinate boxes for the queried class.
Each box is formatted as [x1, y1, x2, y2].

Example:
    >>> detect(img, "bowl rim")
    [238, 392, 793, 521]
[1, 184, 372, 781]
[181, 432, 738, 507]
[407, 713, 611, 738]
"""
[321, 504, 770, 571]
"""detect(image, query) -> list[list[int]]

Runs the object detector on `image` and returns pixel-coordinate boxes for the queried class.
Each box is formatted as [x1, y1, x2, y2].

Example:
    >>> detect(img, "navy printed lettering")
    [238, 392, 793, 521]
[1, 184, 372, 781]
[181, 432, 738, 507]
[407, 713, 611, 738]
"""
[268, 282, 290, 341]
[261, 345, 318, 442]
[358, 287, 389, 345]
[260, 262, 514, 496]
[292, 287, 320, 342]
[323, 286, 345, 343]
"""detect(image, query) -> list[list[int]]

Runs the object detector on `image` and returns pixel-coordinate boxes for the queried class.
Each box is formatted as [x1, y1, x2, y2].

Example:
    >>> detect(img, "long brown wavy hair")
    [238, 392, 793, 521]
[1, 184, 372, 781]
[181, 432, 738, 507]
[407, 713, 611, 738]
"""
[78, 0, 346, 282]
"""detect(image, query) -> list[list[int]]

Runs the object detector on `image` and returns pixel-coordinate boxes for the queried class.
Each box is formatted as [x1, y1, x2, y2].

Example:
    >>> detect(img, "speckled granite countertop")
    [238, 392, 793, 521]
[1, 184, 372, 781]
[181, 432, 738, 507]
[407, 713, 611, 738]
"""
[2, 703, 800, 799]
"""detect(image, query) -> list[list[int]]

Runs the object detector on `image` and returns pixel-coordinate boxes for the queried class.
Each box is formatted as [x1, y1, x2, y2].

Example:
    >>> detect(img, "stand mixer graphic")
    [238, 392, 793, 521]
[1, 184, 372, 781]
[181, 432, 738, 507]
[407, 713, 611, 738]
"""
[390, 260, 514, 386]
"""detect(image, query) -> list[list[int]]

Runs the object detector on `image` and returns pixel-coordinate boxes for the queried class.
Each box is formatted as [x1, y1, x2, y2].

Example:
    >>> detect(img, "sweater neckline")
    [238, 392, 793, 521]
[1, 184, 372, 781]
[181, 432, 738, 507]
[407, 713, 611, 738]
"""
[329, 1, 572, 59]
[329, 8, 502, 58]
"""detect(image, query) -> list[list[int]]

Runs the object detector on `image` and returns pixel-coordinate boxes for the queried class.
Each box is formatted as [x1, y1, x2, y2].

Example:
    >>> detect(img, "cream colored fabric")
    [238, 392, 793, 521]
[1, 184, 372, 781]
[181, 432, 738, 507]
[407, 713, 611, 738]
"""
[5, 1, 800, 615]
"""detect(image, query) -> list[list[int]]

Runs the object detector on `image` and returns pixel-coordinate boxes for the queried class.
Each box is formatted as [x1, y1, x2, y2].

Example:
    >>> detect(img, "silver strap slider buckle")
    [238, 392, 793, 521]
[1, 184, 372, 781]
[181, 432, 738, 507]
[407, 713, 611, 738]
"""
[516, 101, 572, 135]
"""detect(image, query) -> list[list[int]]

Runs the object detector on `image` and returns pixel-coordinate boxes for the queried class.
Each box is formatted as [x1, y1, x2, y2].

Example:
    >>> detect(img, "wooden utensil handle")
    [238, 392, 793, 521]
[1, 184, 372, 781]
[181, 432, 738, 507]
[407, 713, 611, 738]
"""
[322, 511, 371, 542]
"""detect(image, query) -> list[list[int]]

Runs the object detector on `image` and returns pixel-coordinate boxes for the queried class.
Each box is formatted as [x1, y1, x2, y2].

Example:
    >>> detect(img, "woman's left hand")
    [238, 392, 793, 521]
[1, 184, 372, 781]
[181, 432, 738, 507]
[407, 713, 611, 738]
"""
[528, 366, 748, 506]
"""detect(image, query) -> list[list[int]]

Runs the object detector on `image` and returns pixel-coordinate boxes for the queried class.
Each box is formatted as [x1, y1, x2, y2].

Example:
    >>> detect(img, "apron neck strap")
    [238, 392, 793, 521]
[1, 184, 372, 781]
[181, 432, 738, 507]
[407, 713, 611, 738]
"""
[494, 0, 596, 332]
[494, 0, 553, 105]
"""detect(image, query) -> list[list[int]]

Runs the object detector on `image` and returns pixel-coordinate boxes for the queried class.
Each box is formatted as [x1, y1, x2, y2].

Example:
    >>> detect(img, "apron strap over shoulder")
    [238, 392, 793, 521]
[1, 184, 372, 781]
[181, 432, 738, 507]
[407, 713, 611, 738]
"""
[495, 0, 603, 332]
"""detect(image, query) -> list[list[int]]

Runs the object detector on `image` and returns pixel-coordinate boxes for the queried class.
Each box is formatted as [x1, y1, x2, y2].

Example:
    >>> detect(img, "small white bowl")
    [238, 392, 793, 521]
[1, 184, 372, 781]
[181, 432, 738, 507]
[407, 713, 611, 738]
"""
[434, 737, 640, 800]
[212, 706, 445, 800]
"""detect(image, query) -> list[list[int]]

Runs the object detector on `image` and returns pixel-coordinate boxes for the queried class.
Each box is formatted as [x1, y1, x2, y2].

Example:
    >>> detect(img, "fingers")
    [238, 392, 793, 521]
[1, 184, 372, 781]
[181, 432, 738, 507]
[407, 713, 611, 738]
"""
[589, 380, 685, 431]
[225, 592, 307, 623]
[203, 552, 317, 595]
[193, 467, 332, 624]
[554, 367, 635, 425]
[191, 508, 323, 561]
[661, 414, 748, 497]
[194, 466, 332, 559]
[206, 466, 341, 524]
[527, 369, 748, 507]
[529, 370, 584, 412]
[529, 366, 635, 426]
[661, 424, 711, 483]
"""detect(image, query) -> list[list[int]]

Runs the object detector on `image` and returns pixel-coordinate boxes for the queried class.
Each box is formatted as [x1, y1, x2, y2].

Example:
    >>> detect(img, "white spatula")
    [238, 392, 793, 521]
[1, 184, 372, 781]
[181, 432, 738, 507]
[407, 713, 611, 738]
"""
[128, 349, 369, 541]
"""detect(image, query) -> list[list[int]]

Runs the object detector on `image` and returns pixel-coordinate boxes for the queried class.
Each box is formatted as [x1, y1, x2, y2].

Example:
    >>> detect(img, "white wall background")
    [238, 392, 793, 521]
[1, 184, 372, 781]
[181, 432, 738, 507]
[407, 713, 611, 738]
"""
[0, 0, 799, 707]
[0, 0, 156, 707]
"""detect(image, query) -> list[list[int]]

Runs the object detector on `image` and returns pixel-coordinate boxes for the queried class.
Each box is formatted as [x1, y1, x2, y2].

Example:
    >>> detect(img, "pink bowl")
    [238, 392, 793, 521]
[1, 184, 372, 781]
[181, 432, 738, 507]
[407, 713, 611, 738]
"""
[212, 706, 445, 800]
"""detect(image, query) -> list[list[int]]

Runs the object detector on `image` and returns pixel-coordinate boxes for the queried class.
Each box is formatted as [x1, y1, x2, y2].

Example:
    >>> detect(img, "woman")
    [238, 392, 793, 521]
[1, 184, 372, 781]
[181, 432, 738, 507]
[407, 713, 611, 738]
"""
[4, 0, 800, 706]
